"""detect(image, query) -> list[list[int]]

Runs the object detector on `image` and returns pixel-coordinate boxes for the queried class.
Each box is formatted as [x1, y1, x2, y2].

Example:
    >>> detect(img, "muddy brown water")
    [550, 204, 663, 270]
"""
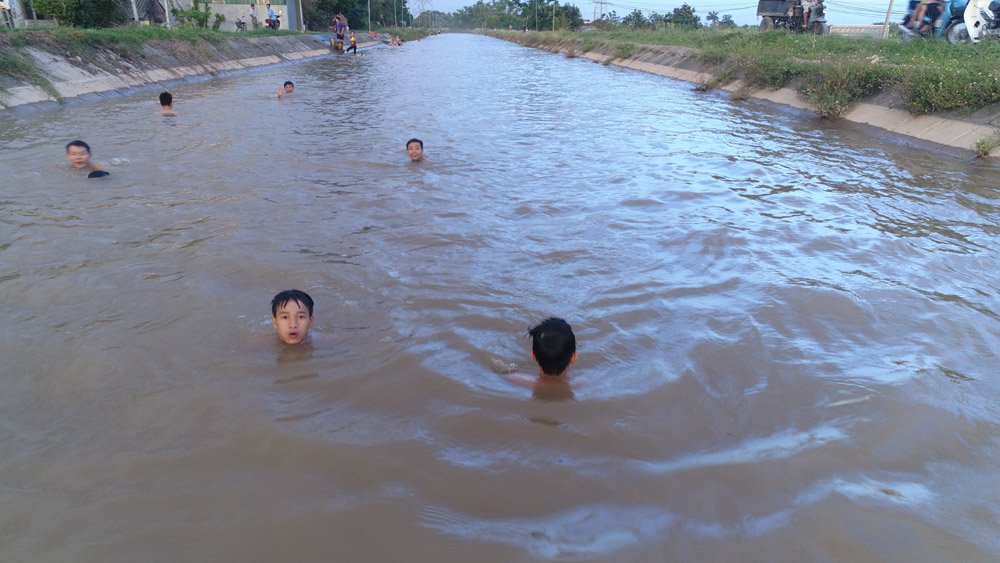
[1, 33, 999, 561]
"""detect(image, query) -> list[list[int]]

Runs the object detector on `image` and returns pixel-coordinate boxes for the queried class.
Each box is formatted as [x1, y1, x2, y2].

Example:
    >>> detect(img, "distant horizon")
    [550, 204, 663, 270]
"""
[412, 0, 906, 27]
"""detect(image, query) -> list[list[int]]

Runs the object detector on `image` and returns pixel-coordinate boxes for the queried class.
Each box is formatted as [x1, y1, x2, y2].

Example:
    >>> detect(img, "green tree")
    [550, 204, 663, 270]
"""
[718, 14, 736, 28]
[648, 11, 666, 29]
[668, 3, 700, 28]
[621, 8, 647, 28]
[33, 0, 127, 27]
[706, 11, 719, 26]
[31, 0, 75, 24]
[413, 9, 452, 27]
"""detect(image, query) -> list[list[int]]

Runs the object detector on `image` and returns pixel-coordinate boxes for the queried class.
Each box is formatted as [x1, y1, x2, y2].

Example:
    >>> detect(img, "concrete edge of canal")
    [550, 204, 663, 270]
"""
[0, 34, 377, 110]
[495, 34, 1000, 157]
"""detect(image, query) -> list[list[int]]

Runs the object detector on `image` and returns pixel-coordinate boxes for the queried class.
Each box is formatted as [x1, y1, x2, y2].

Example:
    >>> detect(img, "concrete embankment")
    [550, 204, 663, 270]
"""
[492, 33, 1000, 156]
[0, 34, 375, 110]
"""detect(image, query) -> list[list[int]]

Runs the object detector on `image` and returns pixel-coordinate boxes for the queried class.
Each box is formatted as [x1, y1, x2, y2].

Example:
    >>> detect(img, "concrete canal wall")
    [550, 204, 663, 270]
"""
[495, 34, 1000, 156]
[0, 34, 374, 109]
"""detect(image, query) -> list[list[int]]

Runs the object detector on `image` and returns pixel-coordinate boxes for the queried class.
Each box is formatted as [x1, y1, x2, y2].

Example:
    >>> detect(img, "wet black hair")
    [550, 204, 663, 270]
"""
[159, 91, 172, 106]
[529, 317, 576, 376]
[283, 81, 294, 88]
[65, 140, 91, 153]
[271, 289, 314, 317]
[406, 138, 423, 149]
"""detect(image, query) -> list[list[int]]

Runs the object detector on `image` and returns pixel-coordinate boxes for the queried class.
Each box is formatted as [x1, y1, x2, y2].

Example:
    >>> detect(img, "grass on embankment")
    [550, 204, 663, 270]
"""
[499, 28, 1000, 118]
[0, 27, 295, 102]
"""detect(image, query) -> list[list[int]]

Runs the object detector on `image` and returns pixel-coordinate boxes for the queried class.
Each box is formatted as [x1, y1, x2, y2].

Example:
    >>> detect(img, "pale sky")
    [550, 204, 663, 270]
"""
[416, 0, 905, 27]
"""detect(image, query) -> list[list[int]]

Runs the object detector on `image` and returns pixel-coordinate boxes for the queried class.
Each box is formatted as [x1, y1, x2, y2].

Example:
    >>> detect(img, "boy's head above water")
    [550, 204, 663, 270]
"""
[159, 91, 172, 107]
[271, 289, 314, 345]
[65, 140, 92, 168]
[529, 317, 577, 377]
[406, 138, 424, 162]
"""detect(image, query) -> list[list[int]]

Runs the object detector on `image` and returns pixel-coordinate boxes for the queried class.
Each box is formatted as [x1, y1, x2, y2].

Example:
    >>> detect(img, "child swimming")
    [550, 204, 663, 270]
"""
[271, 289, 314, 345]
[503, 317, 578, 400]
[65, 140, 104, 171]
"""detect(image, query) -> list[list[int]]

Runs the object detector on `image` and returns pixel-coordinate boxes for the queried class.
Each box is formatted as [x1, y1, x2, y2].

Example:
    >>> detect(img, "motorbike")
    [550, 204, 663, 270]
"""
[235, 16, 246, 31]
[265, 13, 281, 30]
[961, 0, 1000, 42]
[899, 0, 969, 41]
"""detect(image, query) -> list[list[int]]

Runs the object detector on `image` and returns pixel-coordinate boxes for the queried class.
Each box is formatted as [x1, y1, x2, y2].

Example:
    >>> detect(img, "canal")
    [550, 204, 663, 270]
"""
[1, 33, 998, 560]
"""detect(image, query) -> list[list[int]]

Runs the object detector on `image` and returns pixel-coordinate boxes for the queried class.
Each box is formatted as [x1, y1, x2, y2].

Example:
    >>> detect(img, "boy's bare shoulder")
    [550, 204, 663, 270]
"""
[501, 371, 537, 389]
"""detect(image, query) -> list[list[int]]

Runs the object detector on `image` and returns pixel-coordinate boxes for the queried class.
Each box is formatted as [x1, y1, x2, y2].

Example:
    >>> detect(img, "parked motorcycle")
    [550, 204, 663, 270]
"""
[265, 13, 281, 30]
[235, 16, 246, 31]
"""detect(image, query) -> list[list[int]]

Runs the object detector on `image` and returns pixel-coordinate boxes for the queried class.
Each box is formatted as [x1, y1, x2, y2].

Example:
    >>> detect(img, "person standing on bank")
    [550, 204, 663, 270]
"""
[248, 3, 258, 29]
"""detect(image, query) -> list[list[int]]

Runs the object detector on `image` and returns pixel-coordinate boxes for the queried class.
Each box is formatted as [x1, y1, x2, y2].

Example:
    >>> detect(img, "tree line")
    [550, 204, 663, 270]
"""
[409, 1, 740, 32]
[413, 0, 583, 31]
[25, 0, 414, 31]
[25, 0, 731, 32]
[611, 4, 736, 30]
[301, 0, 413, 30]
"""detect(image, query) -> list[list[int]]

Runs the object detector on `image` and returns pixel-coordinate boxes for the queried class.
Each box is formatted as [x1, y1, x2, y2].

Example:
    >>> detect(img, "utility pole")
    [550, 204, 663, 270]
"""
[367, 0, 371, 29]
[882, 0, 895, 39]
[552, 0, 556, 30]
[393, 0, 397, 27]
[534, 0, 537, 30]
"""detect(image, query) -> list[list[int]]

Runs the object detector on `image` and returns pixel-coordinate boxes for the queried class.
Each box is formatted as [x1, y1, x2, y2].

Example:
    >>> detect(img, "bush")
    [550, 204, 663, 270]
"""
[613, 42, 634, 59]
[31, 0, 126, 27]
[799, 62, 893, 117]
[30, 0, 76, 24]
[743, 58, 801, 89]
[172, 0, 212, 29]
[903, 67, 1000, 114]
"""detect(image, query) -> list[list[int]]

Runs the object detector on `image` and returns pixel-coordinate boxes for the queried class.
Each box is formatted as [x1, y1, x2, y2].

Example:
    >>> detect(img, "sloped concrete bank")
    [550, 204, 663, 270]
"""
[493, 34, 999, 156]
[0, 34, 374, 110]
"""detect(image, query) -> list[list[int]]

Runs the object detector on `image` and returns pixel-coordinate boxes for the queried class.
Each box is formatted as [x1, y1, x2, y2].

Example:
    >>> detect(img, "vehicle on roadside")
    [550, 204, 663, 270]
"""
[900, 0, 971, 42]
[758, 0, 829, 34]
[265, 12, 281, 30]
[958, 0, 1000, 43]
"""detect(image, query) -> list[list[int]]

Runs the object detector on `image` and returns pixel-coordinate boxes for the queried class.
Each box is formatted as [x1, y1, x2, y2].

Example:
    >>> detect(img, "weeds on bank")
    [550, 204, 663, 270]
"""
[800, 63, 892, 117]
[580, 39, 598, 53]
[695, 65, 736, 92]
[613, 42, 634, 60]
[0, 50, 61, 102]
[974, 130, 1000, 157]
[903, 67, 1000, 113]
[0, 26, 299, 53]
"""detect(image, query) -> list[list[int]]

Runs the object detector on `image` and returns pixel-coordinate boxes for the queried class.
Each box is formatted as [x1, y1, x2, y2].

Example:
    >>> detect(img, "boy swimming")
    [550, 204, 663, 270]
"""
[503, 317, 578, 399]
[159, 91, 177, 116]
[278, 81, 294, 98]
[271, 289, 314, 345]
[65, 140, 104, 171]
[406, 138, 424, 162]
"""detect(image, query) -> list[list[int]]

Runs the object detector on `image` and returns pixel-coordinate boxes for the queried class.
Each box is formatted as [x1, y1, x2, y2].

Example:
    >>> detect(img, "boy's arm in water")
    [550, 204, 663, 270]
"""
[501, 371, 537, 389]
